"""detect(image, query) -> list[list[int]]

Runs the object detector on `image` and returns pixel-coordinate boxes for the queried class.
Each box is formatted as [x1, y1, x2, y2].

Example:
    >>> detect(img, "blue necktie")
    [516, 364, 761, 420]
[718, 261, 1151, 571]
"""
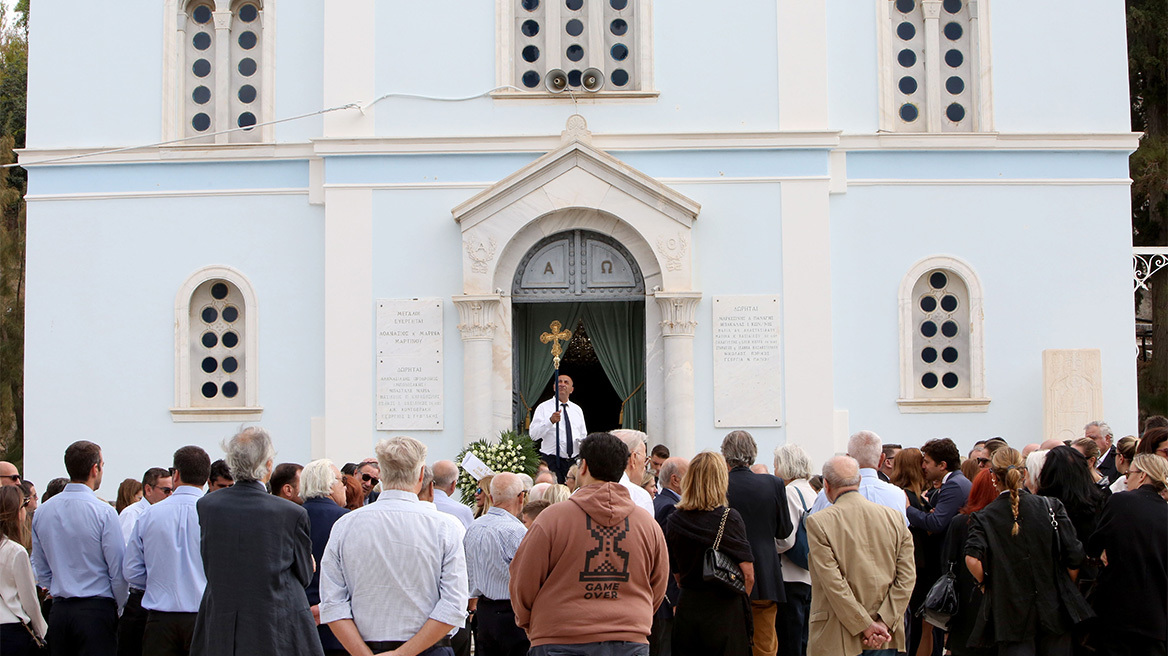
[563, 403, 574, 459]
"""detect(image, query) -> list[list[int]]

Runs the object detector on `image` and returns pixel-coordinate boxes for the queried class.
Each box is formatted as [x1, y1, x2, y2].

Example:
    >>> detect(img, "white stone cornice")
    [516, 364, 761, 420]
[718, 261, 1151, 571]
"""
[654, 291, 701, 337]
[453, 295, 501, 341]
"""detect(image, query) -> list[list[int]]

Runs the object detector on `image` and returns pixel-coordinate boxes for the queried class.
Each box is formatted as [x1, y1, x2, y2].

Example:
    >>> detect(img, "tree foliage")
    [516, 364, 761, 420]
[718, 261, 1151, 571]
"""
[0, 1, 26, 467]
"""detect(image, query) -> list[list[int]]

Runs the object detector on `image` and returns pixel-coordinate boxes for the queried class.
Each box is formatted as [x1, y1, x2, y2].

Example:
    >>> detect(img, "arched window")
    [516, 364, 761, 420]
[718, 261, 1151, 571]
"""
[172, 266, 261, 421]
[898, 256, 988, 412]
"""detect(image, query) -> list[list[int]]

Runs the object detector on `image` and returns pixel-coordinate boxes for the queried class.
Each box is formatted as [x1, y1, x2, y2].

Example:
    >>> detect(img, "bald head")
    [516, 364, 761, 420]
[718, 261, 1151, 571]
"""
[0, 461, 18, 486]
[822, 455, 861, 502]
[1021, 443, 1041, 459]
[490, 472, 527, 517]
[1040, 438, 1066, 451]
[658, 457, 689, 494]
[432, 460, 459, 494]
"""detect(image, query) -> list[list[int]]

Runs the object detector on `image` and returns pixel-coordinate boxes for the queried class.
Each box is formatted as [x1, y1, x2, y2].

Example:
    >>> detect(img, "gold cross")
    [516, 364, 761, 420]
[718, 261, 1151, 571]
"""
[540, 320, 573, 368]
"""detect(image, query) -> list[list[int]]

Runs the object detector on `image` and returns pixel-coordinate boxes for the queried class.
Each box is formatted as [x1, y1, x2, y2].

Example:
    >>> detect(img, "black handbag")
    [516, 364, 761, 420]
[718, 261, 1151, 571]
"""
[920, 561, 959, 629]
[702, 507, 747, 595]
[1040, 496, 1095, 625]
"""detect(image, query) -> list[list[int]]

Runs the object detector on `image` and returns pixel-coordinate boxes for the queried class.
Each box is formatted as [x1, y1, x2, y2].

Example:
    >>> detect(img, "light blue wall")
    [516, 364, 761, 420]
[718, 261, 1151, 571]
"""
[24, 191, 324, 491]
[274, 0, 326, 143]
[827, 0, 880, 133]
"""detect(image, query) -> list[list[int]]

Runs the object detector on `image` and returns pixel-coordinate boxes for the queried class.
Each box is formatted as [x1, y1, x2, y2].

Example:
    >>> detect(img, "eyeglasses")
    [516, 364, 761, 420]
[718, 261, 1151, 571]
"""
[476, 487, 483, 494]
[976, 458, 990, 466]
[159, 487, 174, 495]
[1, 475, 19, 483]
[20, 497, 30, 508]
[362, 474, 379, 486]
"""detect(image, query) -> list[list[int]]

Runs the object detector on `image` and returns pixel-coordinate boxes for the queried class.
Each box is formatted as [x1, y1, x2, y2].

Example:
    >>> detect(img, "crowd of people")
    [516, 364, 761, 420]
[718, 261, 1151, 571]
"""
[0, 418, 1165, 656]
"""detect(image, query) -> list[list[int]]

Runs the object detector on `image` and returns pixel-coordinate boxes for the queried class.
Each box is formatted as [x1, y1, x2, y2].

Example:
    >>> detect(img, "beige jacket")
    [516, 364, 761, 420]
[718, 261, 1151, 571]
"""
[805, 490, 916, 656]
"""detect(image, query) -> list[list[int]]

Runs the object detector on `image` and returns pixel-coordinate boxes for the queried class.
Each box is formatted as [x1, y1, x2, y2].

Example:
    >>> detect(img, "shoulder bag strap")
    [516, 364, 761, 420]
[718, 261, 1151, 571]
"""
[793, 486, 808, 513]
[713, 506, 730, 551]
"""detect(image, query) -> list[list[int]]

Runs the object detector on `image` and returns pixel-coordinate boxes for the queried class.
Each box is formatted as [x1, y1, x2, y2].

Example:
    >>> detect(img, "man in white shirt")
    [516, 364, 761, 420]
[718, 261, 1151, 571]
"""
[808, 430, 909, 526]
[529, 375, 587, 484]
[611, 429, 656, 517]
[117, 466, 173, 656]
[432, 461, 474, 530]
[321, 436, 468, 656]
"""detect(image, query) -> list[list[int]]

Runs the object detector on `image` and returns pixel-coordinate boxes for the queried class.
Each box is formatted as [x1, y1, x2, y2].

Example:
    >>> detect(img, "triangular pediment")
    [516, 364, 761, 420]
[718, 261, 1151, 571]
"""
[452, 116, 700, 231]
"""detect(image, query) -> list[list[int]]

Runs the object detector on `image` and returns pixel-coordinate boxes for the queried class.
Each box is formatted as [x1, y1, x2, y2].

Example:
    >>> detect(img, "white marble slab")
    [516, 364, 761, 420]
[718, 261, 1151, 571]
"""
[1042, 348, 1103, 443]
[712, 295, 782, 428]
[376, 298, 444, 430]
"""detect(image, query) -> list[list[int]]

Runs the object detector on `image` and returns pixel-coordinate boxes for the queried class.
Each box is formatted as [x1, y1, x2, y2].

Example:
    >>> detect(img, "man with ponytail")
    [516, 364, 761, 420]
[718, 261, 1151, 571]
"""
[964, 448, 1088, 654]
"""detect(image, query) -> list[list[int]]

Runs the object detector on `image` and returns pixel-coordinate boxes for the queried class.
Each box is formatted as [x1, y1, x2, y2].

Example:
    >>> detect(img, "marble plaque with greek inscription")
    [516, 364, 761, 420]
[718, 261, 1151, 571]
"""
[376, 298, 443, 430]
[1043, 348, 1102, 443]
[712, 295, 782, 427]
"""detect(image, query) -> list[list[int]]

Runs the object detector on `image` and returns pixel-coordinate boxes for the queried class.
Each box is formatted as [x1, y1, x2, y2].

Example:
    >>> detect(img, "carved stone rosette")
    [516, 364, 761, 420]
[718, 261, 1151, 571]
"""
[454, 295, 501, 341]
[654, 291, 701, 337]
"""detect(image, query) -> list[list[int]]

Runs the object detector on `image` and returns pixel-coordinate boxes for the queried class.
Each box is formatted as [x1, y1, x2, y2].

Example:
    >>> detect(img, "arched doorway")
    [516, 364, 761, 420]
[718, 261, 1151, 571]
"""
[511, 229, 647, 434]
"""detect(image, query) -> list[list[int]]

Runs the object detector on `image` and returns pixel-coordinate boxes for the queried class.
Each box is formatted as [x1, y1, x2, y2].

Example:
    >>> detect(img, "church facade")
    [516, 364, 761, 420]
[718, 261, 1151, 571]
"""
[21, 0, 1138, 486]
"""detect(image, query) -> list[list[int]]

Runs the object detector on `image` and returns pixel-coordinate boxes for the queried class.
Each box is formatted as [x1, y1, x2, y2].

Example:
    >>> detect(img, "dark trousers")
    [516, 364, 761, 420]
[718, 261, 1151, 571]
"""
[117, 589, 146, 656]
[141, 610, 197, 656]
[474, 597, 528, 656]
[1096, 631, 1167, 656]
[775, 581, 810, 656]
[999, 631, 1072, 656]
[649, 602, 672, 656]
[48, 597, 118, 656]
[540, 453, 575, 485]
[450, 618, 471, 656]
[1, 622, 39, 656]
[529, 642, 649, 656]
[366, 640, 452, 656]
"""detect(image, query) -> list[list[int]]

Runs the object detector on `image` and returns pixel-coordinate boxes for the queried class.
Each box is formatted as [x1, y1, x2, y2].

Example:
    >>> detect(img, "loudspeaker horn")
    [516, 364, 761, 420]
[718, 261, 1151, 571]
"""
[545, 69, 568, 93]
[581, 68, 604, 92]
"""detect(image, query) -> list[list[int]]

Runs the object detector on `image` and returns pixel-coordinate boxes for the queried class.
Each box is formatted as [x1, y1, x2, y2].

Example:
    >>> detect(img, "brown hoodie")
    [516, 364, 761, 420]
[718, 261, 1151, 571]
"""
[508, 481, 669, 646]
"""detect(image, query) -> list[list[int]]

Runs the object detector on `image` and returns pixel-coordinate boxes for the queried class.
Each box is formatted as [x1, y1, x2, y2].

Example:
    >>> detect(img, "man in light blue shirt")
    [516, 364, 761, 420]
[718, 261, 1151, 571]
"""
[809, 430, 909, 526]
[124, 445, 210, 656]
[31, 440, 127, 656]
[432, 460, 474, 529]
[464, 472, 529, 656]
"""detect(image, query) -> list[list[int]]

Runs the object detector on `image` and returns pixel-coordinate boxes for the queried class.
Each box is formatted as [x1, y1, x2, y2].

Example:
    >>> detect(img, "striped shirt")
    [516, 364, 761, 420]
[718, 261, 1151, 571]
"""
[463, 507, 526, 600]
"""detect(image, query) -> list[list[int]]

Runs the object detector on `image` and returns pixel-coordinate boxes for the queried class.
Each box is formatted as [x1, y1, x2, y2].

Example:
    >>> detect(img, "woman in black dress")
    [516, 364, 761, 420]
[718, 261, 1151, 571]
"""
[665, 451, 755, 656]
[941, 468, 997, 656]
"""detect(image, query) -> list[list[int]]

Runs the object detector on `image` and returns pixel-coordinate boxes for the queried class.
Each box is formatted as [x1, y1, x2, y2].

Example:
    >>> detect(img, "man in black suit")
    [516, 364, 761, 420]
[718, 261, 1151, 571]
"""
[722, 431, 793, 656]
[191, 427, 324, 656]
[649, 456, 688, 656]
[1087, 421, 1119, 483]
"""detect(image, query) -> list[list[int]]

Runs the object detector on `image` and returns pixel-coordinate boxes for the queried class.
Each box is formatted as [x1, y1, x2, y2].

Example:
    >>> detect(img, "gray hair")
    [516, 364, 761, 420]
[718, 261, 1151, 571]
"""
[1025, 449, 1049, 491]
[822, 455, 861, 488]
[527, 482, 551, 501]
[517, 473, 534, 490]
[658, 457, 687, 487]
[612, 429, 648, 454]
[223, 427, 276, 482]
[432, 460, 459, 490]
[300, 459, 339, 500]
[773, 444, 813, 481]
[375, 436, 428, 491]
[421, 465, 434, 490]
[1085, 421, 1113, 439]
[721, 430, 758, 467]
[491, 472, 525, 504]
[847, 430, 883, 469]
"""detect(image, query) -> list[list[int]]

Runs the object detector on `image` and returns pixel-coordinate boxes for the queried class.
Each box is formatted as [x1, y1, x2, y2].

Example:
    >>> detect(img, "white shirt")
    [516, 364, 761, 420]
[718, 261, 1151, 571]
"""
[775, 478, 816, 586]
[119, 497, 150, 544]
[619, 472, 656, 517]
[0, 537, 46, 639]
[433, 489, 475, 530]
[530, 398, 587, 458]
[808, 468, 909, 526]
[319, 490, 468, 641]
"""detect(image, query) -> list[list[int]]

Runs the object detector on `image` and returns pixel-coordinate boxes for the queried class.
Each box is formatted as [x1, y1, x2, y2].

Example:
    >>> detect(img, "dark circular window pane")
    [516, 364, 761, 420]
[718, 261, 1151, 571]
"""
[941, 321, 959, 338]
[946, 103, 966, 122]
[899, 103, 919, 122]
[201, 307, 219, 324]
[922, 347, 938, 363]
[929, 272, 948, 289]
[521, 70, 541, 88]
[898, 48, 917, 68]
[193, 32, 212, 50]
[611, 43, 629, 61]
[567, 69, 582, 87]
[611, 0, 628, 9]
[201, 382, 218, 398]
[222, 331, 240, 348]
[193, 5, 212, 23]
[944, 22, 963, 40]
[239, 4, 258, 21]
[201, 332, 218, 348]
[222, 306, 239, 323]
[222, 381, 239, 398]
[899, 76, 918, 95]
[522, 45, 540, 62]
[566, 44, 584, 62]
[238, 112, 257, 129]
[521, 20, 540, 37]
[238, 58, 257, 76]
[238, 85, 257, 104]
[192, 113, 211, 132]
[942, 372, 960, 389]
[193, 59, 211, 77]
[238, 31, 257, 50]
[211, 283, 229, 299]
[942, 347, 959, 363]
[222, 357, 239, 373]
[192, 86, 211, 105]
[611, 69, 629, 87]
[566, 0, 583, 10]
[921, 321, 938, 338]
[945, 76, 965, 95]
[943, 0, 962, 12]
[610, 19, 628, 36]
[897, 22, 916, 40]
[940, 295, 958, 312]
[201, 357, 218, 373]
[566, 19, 583, 36]
[945, 49, 963, 67]
[522, 0, 539, 10]
[920, 295, 937, 313]
[896, 0, 915, 12]
[922, 372, 938, 389]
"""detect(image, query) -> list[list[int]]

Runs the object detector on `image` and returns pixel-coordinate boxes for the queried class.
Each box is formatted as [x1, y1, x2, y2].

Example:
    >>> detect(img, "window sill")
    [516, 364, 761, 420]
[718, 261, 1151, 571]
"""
[490, 90, 659, 101]
[897, 398, 991, 414]
[170, 406, 264, 423]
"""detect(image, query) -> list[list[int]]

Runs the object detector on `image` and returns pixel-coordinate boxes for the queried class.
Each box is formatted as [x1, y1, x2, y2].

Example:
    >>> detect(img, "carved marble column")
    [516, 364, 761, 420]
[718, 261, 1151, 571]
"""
[654, 291, 701, 457]
[454, 295, 501, 446]
[212, 10, 231, 144]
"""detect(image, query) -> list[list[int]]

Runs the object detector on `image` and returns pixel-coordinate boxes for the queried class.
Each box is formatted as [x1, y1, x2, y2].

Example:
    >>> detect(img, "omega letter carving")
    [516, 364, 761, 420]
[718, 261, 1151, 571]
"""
[656, 234, 688, 272]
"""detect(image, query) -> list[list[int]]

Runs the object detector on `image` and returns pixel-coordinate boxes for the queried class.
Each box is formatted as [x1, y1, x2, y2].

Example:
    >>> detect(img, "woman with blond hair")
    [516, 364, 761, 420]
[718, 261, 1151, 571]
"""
[965, 447, 1089, 655]
[0, 486, 45, 654]
[1087, 454, 1168, 654]
[542, 484, 570, 505]
[664, 452, 755, 655]
[474, 474, 495, 519]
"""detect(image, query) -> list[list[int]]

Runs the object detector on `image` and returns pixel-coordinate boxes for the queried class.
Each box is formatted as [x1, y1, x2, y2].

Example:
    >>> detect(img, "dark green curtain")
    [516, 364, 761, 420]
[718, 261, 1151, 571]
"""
[514, 302, 584, 429]
[582, 302, 645, 430]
